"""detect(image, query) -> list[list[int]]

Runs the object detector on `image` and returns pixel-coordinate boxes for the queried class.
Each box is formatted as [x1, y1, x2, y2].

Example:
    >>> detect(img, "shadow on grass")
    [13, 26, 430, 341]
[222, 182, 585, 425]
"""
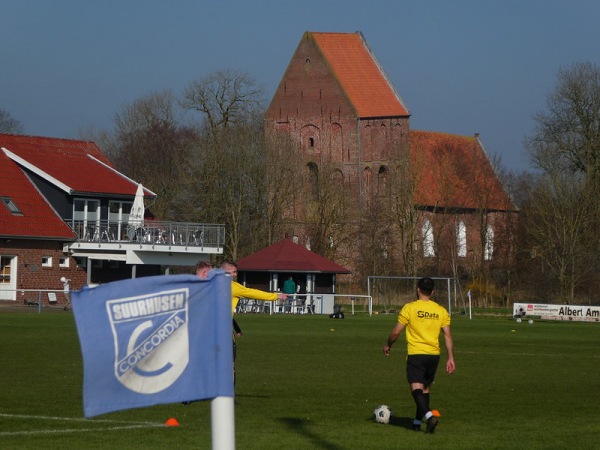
[366, 414, 414, 430]
[389, 415, 415, 429]
[235, 394, 269, 399]
[278, 417, 344, 450]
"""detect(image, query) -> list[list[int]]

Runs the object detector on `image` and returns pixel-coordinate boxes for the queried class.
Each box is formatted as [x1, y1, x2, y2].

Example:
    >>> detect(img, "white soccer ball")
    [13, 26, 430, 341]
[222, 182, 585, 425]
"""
[528, 319, 534, 324]
[373, 404, 393, 424]
[516, 318, 522, 323]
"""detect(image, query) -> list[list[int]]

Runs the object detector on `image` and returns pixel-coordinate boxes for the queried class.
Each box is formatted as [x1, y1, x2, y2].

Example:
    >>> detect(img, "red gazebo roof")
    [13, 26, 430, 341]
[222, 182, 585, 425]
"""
[237, 239, 351, 274]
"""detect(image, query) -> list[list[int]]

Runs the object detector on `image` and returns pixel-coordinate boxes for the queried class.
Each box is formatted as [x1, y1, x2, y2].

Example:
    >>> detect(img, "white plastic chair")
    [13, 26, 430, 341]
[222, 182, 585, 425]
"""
[274, 299, 285, 313]
[245, 299, 256, 313]
[304, 297, 315, 314]
[236, 298, 248, 314]
[292, 299, 304, 314]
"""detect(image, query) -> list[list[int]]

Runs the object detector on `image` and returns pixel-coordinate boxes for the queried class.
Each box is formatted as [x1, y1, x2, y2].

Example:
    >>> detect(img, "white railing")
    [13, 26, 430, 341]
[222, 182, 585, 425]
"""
[0, 287, 71, 313]
[236, 293, 373, 316]
[67, 219, 225, 249]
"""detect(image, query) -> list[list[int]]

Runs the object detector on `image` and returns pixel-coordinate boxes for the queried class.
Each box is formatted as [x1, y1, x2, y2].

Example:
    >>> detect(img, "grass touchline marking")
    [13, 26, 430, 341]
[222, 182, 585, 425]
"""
[0, 425, 166, 437]
[459, 350, 600, 358]
[0, 413, 162, 425]
[0, 414, 166, 437]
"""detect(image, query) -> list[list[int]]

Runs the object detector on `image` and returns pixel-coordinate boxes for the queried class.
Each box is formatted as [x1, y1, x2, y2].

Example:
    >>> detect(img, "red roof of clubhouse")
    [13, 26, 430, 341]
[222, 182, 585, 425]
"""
[237, 239, 351, 273]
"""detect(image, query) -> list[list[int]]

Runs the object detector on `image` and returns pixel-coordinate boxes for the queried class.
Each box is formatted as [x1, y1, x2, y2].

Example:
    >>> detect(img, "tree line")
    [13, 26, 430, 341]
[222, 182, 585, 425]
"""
[4, 61, 600, 305]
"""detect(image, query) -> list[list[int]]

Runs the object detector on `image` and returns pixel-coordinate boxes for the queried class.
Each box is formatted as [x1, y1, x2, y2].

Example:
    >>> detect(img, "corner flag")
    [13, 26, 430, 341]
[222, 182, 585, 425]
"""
[72, 272, 234, 418]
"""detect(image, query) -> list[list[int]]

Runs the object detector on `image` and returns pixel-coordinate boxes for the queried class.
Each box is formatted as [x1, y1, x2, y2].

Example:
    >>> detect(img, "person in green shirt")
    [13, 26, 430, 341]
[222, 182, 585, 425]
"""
[283, 276, 296, 295]
[282, 276, 297, 312]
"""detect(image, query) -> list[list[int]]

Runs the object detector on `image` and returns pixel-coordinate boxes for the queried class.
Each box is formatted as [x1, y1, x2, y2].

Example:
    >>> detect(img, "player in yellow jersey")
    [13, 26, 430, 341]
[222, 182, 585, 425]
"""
[220, 260, 288, 315]
[383, 277, 455, 434]
[220, 260, 288, 383]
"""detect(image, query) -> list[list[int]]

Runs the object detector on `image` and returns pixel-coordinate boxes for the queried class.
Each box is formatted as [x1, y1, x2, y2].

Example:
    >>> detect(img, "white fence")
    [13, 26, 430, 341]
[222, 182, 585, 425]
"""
[0, 287, 71, 313]
[236, 293, 373, 316]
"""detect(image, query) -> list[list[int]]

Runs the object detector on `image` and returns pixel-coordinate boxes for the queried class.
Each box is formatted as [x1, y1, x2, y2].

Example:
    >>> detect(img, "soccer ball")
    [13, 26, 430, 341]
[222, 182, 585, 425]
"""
[373, 404, 393, 424]
[515, 318, 522, 323]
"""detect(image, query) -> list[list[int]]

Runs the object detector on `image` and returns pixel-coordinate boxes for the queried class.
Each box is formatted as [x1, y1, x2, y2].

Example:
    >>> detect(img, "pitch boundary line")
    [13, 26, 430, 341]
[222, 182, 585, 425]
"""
[459, 350, 600, 358]
[0, 413, 166, 436]
[0, 413, 161, 424]
[0, 424, 165, 437]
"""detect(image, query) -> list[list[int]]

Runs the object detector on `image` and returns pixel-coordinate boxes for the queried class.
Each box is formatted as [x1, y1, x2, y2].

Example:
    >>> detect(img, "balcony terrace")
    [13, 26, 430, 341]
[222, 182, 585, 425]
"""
[65, 220, 225, 266]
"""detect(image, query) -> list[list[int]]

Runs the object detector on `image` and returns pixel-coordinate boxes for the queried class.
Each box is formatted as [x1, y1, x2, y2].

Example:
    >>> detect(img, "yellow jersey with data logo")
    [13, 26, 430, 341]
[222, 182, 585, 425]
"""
[398, 299, 451, 355]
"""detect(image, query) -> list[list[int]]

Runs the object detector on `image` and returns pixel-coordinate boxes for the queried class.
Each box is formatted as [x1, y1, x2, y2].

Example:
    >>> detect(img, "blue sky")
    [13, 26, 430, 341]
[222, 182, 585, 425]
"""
[3, 0, 600, 172]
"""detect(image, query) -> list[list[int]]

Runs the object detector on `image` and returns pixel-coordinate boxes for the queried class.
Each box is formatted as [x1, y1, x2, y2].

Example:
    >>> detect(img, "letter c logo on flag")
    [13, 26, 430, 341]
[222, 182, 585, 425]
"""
[107, 289, 190, 394]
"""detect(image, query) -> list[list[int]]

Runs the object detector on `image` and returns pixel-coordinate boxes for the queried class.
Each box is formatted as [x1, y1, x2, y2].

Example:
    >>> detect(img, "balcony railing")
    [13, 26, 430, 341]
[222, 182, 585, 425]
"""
[67, 219, 225, 249]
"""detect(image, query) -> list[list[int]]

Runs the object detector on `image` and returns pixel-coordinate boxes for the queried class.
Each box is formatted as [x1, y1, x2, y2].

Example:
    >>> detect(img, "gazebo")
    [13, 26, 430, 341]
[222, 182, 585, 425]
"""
[236, 239, 351, 314]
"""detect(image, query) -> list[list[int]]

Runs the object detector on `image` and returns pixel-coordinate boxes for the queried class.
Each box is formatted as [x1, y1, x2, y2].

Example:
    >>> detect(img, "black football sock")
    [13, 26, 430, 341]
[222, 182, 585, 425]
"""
[412, 389, 429, 421]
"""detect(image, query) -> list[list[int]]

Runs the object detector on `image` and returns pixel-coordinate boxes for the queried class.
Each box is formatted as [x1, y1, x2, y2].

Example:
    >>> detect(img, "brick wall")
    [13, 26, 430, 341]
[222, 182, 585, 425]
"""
[0, 239, 86, 306]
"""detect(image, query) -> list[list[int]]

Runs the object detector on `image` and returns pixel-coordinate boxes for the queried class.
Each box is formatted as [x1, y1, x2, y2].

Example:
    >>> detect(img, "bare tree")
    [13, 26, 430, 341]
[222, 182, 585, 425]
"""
[180, 70, 272, 259]
[263, 131, 304, 245]
[388, 154, 421, 278]
[525, 61, 600, 303]
[182, 69, 265, 141]
[300, 161, 353, 260]
[528, 61, 600, 188]
[184, 116, 269, 260]
[0, 109, 24, 134]
[101, 90, 198, 220]
[525, 170, 597, 302]
[96, 71, 294, 261]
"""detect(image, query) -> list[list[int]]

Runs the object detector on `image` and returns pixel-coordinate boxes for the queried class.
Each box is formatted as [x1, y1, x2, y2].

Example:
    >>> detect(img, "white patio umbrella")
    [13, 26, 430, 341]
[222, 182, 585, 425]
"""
[128, 183, 145, 228]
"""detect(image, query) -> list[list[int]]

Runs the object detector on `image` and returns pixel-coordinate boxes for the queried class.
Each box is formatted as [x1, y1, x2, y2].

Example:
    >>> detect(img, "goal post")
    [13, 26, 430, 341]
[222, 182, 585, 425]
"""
[323, 294, 373, 316]
[367, 276, 456, 315]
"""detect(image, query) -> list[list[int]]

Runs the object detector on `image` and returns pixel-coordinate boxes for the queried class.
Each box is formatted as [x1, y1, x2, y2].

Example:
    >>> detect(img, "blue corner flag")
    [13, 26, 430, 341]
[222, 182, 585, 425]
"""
[72, 272, 234, 418]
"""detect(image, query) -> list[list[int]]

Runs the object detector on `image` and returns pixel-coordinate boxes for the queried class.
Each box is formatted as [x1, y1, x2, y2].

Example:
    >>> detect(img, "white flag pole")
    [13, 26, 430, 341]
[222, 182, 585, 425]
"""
[467, 290, 472, 320]
[211, 396, 235, 450]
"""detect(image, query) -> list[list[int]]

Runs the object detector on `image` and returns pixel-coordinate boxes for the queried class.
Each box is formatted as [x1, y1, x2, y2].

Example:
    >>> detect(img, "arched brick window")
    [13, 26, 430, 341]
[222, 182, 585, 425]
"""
[484, 224, 494, 261]
[457, 221, 467, 257]
[377, 166, 388, 197]
[331, 123, 343, 162]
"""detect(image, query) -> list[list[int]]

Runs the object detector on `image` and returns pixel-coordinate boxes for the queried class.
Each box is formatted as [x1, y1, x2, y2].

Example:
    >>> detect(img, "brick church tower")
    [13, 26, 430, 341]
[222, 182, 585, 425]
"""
[265, 31, 516, 283]
[266, 31, 410, 195]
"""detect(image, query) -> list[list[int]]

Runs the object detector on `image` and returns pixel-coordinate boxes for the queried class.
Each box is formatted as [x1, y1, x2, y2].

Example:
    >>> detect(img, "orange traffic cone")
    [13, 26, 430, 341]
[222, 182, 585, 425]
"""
[165, 417, 180, 427]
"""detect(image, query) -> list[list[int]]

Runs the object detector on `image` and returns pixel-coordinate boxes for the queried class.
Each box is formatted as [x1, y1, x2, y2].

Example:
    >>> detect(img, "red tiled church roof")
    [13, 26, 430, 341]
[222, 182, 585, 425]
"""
[237, 239, 351, 273]
[310, 32, 409, 118]
[410, 130, 515, 211]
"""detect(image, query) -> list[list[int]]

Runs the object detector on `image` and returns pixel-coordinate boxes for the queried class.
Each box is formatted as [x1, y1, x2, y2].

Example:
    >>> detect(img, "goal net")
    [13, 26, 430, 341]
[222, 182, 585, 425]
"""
[367, 276, 456, 314]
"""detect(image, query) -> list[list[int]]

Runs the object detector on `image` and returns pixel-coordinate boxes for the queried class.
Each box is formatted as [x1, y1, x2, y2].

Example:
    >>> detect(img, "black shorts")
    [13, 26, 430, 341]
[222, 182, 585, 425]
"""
[406, 354, 440, 387]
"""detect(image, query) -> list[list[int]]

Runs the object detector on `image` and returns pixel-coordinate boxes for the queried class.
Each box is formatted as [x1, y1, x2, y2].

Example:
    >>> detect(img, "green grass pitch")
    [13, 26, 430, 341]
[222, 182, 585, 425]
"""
[0, 309, 598, 449]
